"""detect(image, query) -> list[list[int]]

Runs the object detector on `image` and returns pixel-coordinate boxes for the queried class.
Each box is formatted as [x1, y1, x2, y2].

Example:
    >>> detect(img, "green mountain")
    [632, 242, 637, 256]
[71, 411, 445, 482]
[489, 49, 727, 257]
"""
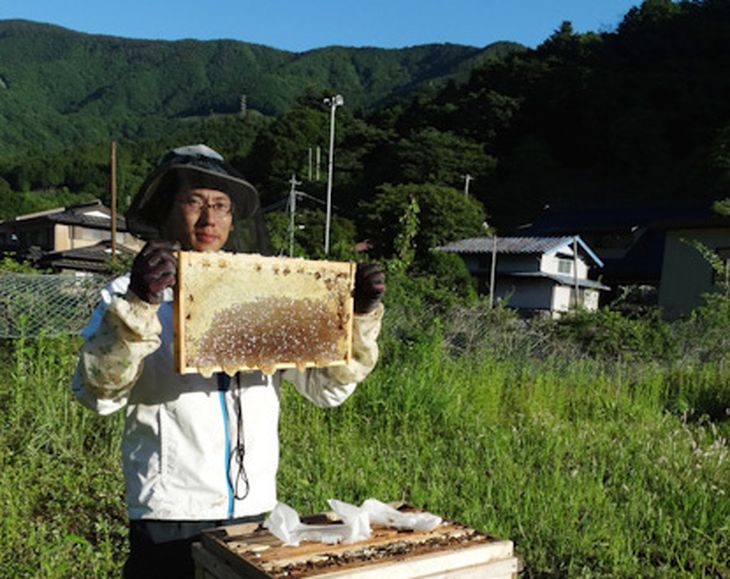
[0, 19, 522, 157]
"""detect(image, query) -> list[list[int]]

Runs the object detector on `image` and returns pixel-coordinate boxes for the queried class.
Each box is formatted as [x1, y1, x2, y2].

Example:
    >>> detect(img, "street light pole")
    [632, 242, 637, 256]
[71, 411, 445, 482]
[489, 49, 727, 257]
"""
[110, 141, 117, 261]
[323, 94, 344, 255]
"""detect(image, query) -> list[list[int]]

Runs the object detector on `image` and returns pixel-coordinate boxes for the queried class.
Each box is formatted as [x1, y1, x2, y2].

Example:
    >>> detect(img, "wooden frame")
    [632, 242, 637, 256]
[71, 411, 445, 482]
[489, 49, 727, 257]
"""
[174, 252, 356, 376]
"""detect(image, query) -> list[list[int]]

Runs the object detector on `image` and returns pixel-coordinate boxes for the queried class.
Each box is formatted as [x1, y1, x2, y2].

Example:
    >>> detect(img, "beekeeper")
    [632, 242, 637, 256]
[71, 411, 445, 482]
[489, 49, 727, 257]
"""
[71, 145, 385, 579]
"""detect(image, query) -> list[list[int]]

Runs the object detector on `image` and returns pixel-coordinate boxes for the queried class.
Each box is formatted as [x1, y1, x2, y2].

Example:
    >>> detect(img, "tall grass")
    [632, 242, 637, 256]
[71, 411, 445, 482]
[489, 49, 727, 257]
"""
[0, 334, 127, 578]
[0, 305, 728, 577]
[278, 320, 730, 577]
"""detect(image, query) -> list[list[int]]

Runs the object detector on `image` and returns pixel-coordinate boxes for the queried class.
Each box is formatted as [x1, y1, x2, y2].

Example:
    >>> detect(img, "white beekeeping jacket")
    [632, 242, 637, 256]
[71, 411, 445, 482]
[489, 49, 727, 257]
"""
[71, 274, 383, 520]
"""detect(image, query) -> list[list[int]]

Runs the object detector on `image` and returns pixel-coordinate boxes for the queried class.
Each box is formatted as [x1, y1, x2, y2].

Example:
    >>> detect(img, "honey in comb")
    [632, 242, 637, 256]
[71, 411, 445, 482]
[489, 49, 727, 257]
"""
[189, 297, 345, 374]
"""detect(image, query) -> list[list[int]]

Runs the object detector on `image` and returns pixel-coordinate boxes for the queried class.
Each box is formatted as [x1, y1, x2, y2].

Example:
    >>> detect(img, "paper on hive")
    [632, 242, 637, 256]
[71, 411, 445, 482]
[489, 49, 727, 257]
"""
[198, 503, 517, 579]
[174, 252, 355, 377]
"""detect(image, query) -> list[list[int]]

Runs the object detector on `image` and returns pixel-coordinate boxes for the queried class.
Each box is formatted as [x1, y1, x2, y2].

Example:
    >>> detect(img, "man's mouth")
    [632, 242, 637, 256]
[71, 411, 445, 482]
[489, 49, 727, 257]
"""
[195, 231, 217, 244]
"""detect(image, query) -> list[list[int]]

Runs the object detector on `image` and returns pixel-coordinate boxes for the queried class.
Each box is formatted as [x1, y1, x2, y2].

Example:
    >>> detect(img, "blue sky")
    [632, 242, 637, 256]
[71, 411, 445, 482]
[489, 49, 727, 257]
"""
[0, 1, 643, 52]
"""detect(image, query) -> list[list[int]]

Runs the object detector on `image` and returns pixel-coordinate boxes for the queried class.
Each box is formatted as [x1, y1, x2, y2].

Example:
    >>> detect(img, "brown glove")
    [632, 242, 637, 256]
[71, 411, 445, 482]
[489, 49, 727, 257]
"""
[353, 263, 386, 314]
[129, 241, 178, 305]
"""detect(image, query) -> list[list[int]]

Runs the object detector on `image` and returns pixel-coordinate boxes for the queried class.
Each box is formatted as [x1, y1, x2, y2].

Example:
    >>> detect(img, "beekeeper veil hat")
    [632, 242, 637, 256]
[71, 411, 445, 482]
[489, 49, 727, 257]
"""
[125, 144, 272, 255]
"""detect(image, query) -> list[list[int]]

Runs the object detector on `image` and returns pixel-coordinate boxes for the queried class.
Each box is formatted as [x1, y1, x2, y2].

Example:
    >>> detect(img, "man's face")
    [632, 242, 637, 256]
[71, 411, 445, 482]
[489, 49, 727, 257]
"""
[162, 188, 234, 252]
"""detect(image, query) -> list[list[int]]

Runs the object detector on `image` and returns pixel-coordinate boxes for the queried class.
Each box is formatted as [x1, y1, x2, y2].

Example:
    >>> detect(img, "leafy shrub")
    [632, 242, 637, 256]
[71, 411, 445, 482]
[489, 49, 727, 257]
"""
[0, 255, 41, 274]
[412, 251, 478, 305]
[554, 307, 677, 361]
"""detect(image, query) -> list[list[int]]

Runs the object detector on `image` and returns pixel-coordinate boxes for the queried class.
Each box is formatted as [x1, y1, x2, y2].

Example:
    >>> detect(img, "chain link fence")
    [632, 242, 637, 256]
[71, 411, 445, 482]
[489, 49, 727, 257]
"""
[3, 270, 727, 368]
[0, 272, 109, 338]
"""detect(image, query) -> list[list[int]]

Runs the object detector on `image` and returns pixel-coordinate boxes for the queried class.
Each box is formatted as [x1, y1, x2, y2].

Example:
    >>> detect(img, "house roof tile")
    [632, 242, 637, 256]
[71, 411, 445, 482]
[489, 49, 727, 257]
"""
[438, 235, 604, 267]
[0, 200, 129, 231]
[437, 236, 575, 254]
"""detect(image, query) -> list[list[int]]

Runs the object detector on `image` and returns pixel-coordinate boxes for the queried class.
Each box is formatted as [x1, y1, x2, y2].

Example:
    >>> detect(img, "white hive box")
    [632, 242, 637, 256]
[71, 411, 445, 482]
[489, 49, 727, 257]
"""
[192, 505, 520, 579]
[174, 252, 356, 377]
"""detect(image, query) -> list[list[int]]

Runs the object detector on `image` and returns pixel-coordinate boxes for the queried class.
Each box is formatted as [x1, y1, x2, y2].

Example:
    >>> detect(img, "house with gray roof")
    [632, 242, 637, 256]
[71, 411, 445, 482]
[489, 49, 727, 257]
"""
[437, 235, 609, 316]
[519, 199, 730, 317]
[0, 199, 142, 273]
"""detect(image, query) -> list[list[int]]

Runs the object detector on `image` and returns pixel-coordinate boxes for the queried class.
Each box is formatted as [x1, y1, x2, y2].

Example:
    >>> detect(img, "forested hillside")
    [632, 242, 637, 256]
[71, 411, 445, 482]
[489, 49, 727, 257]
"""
[0, 19, 519, 157]
[367, 0, 730, 227]
[1, 1, 729, 238]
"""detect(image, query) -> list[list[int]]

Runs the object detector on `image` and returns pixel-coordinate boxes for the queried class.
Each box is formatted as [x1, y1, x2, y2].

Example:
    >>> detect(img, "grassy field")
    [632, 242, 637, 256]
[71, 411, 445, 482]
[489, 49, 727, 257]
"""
[0, 307, 728, 577]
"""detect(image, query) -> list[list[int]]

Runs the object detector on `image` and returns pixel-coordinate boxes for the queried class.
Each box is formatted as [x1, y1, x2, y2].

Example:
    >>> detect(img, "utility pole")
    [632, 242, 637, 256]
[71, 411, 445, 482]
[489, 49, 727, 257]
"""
[110, 141, 117, 261]
[240, 94, 247, 117]
[462, 174, 474, 197]
[573, 236, 580, 309]
[288, 174, 301, 258]
[489, 234, 498, 308]
[308, 148, 313, 181]
[323, 94, 344, 255]
[316, 146, 321, 181]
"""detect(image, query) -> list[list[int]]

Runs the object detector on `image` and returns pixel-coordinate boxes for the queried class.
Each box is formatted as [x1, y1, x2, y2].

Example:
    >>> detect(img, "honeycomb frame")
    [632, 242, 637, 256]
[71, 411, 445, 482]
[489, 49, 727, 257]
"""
[174, 252, 356, 376]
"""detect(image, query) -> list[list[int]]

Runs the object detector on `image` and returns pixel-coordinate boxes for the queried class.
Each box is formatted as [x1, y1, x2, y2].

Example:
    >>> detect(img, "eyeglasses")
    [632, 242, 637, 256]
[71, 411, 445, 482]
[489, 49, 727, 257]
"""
[179, 197, 233, 217]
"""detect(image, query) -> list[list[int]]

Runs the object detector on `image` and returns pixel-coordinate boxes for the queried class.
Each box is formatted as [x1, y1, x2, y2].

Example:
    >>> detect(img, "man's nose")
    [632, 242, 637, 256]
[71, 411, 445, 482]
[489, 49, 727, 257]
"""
[196, 204, 213, 225]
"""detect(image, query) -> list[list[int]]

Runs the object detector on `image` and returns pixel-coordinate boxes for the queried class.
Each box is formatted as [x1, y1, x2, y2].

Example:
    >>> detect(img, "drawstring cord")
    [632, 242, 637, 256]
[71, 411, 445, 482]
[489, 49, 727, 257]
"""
[217, 373, 250, 504]
[232, 373, 250, 500]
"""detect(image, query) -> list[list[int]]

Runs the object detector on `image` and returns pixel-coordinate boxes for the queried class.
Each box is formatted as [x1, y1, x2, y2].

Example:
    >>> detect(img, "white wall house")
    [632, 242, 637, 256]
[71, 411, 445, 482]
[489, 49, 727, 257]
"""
[438, 236, 608, 317]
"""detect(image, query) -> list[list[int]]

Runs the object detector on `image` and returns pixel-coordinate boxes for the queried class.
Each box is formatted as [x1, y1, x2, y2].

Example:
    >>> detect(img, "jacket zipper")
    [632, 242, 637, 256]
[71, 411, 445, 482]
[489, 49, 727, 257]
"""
[217, 373, 234, 518]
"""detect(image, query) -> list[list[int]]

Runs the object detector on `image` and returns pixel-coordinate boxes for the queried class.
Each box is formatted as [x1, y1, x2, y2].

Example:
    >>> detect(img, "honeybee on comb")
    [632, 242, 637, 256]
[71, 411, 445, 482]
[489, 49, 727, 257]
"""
[174, 252, 356, 377]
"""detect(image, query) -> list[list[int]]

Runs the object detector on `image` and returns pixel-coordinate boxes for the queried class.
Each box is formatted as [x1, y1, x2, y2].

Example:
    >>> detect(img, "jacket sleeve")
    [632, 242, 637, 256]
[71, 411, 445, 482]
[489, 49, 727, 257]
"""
[71, 281, 163, 415]
[281, 303, 384, 408]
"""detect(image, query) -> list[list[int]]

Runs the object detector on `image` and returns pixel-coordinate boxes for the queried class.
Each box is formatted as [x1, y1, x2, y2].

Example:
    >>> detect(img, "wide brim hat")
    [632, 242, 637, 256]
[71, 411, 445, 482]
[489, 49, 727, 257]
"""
[125, 144, 261, 241]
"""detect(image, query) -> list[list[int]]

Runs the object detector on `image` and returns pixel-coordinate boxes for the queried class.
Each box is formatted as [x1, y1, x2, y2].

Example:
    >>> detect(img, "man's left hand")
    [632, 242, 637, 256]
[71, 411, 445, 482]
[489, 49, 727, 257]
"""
[353, 263, 385, 314]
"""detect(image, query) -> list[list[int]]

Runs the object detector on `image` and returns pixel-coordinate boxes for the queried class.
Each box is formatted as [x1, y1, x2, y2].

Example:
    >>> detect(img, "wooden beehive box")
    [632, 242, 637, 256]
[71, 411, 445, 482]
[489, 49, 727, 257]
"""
[174, 252, 356, 377]
[192, 505, 519, 579]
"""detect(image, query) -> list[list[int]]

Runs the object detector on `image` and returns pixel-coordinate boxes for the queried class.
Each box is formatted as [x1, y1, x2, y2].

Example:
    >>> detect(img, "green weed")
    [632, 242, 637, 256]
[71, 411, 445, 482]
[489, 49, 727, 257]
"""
[0, 334, 126, 578]
[0, 303, 727, 577]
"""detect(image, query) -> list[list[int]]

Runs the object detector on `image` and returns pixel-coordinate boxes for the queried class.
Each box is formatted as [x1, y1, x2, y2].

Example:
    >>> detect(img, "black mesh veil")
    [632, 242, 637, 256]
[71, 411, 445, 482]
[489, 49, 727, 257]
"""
[125, 145, 273, 255]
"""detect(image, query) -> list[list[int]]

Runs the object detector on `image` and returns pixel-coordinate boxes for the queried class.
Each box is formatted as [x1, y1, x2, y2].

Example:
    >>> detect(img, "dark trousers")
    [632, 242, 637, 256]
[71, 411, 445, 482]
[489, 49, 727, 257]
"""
[123, 514, 265, 579]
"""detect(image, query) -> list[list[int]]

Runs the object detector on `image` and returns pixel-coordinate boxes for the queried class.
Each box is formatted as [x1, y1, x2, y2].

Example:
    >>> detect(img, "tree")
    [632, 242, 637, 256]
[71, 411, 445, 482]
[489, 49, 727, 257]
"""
[361, 183, 486, 260]
[245, 97, 391, 207]
[618, 0, 682, 37]
[265, 208, 357, 261]
[243, 105, 329, 200]
[387, 128, 497, 190]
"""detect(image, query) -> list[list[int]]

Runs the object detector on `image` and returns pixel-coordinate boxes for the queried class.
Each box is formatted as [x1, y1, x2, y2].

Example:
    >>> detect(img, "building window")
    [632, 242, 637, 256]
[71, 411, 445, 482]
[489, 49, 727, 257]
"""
[74, 227, 110, 242]
[557, 258, 572, 275]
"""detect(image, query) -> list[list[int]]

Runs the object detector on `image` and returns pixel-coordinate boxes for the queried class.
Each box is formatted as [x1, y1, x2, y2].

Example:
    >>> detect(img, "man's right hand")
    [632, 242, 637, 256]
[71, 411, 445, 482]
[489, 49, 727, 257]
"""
[129, 241, 179, 304]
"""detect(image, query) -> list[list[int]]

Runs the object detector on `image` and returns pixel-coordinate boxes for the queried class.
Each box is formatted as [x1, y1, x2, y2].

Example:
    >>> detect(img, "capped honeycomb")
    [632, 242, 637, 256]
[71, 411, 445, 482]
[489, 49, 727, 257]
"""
[174, 252, 355, 376]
